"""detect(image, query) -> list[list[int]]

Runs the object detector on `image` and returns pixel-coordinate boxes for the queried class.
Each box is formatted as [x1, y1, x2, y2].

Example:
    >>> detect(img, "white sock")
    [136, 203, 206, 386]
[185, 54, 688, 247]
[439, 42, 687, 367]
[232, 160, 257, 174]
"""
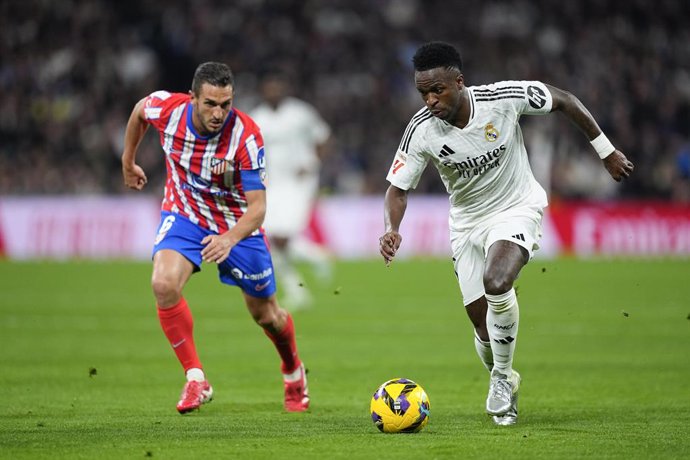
[272, 247, 307, 297]
[283, 364, 303, 382]
[186, 367, 205, 382]
[485, 288, 519, 376]
[474, 331, 493, 372]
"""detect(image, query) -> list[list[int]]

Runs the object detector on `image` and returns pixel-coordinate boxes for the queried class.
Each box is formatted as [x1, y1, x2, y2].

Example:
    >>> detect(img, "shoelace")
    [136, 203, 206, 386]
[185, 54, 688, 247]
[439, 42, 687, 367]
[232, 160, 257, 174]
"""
[491, 379, 512, 402]
[182, 381, 202, 400]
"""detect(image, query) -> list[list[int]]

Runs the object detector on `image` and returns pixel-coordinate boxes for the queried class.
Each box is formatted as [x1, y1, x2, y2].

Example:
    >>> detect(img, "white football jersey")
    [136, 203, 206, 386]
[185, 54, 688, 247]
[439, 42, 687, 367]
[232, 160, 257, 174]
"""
[251, 97, 330, 236]
[387, 80, 552, 229]
[250, 97, 330, 181]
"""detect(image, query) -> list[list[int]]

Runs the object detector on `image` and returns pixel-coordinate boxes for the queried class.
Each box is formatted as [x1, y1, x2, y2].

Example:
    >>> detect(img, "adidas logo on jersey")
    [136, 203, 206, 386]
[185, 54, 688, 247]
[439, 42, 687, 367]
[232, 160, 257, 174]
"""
[439, 144, 455, 158]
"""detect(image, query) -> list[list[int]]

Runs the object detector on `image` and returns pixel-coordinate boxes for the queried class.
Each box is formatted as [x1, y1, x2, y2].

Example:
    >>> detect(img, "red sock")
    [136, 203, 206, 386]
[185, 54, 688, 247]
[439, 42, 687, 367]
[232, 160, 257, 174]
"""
[264, 314, 301, 374]
[157, 298, 202, 373]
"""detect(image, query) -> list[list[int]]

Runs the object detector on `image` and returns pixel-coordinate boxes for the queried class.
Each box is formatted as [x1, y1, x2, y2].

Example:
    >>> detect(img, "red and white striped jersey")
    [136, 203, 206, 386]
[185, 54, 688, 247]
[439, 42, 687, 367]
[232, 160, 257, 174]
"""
[142, 90, 266, 235]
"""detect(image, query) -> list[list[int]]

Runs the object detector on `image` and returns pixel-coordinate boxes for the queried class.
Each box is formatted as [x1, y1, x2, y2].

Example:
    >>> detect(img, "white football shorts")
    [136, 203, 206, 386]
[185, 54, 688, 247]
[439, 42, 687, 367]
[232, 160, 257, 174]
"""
[450, 205, 544, 306]
[264, 173, 319, 237]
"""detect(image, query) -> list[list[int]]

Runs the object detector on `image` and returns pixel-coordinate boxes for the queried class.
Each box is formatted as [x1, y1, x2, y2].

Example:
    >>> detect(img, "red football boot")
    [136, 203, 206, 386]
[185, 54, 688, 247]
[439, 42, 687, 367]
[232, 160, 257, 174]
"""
[176, 380, 213, 414]
[284, 363, 309, 412]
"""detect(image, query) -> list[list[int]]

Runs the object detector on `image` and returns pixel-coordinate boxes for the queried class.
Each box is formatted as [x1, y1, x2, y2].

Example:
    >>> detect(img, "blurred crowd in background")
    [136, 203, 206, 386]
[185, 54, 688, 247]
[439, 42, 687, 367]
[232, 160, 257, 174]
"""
[1, 0, 689, 201]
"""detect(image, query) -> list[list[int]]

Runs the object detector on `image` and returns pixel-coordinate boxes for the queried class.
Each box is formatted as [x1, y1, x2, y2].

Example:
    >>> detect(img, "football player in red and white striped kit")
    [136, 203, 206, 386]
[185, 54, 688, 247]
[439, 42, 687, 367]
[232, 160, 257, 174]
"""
[122, 62, 309, 414]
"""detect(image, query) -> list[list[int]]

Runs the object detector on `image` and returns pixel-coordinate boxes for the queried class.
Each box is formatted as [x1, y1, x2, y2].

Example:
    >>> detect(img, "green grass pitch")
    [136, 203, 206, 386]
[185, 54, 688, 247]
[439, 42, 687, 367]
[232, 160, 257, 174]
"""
[1, 258, 689, 459]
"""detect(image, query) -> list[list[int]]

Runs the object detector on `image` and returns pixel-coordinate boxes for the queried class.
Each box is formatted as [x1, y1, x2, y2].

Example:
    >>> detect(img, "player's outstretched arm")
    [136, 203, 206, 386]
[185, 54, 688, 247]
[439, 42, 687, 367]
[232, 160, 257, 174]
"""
[546, 84, 634, 182]
[380, 185, 408, 266]
[121, 98, 149, 190]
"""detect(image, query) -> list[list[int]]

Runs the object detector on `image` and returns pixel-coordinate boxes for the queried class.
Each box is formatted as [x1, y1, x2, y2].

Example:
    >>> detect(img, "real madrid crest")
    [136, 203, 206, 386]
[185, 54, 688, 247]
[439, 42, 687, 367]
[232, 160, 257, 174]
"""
[484, 123, 499, 142]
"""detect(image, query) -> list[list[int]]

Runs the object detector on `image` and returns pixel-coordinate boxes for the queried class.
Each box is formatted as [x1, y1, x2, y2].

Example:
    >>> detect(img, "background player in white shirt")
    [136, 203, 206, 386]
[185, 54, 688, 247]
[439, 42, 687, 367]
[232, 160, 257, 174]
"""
[379, 42, 634, 425]
[251, 73, 333, 310]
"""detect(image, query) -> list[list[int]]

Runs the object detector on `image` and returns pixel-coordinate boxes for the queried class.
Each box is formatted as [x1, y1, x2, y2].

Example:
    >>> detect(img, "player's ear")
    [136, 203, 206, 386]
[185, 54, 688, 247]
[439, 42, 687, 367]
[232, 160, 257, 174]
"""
[456, 73, 464, 89]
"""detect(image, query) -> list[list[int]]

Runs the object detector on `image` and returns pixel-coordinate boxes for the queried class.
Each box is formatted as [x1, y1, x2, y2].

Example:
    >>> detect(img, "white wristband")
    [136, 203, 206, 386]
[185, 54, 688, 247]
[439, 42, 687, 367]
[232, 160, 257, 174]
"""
[590, 133, 615, 159]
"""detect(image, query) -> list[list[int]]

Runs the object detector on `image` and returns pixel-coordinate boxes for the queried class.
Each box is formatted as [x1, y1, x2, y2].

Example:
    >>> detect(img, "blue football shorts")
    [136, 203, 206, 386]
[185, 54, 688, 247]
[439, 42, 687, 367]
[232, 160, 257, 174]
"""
[152, 211, 276, 298]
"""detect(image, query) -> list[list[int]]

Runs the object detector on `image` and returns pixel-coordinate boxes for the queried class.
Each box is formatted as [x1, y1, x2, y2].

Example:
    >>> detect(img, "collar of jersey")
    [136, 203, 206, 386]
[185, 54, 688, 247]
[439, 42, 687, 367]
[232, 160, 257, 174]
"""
[186, 104, 235, 140]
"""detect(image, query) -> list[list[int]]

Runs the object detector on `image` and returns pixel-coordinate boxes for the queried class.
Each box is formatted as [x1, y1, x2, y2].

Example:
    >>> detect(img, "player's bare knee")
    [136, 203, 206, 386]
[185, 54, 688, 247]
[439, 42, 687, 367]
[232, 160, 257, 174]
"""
[253, 309, 280, 332]
[151, 275, 181, 306]
[483, 272, 513, 296]
[248, 300, 284, 332]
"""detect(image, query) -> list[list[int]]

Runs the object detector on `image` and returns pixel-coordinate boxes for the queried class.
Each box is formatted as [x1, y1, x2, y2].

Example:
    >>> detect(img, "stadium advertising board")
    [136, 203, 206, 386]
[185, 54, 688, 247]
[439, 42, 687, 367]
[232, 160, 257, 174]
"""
[547, 201, 690, 256]
[0, 197, 688, 259]
[0, 197, 159, 260]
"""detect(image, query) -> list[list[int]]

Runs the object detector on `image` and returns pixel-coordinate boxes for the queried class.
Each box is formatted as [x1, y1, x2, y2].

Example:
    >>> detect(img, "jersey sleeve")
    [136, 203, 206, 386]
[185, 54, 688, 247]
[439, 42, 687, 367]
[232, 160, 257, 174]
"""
[514, 81, 553, 115]
[305, 104, 331, 145]
[239, 169, 266, 191]
[386, 128, 429, 191]
[235, 131, 266, 171]
[142, 90, 186, 130]
[234, 131, 267, 190]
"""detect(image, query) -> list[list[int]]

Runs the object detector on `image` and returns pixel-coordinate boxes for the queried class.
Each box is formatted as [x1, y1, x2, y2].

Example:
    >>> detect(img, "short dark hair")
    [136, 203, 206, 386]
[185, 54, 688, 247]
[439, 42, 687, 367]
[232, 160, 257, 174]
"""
[412, 42, 463, 72]
[191, 62, 235, 95]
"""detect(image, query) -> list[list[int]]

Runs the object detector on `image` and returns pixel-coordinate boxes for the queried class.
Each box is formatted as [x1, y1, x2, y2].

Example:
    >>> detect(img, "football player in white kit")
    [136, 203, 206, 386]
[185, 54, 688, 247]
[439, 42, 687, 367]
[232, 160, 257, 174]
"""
[251, 73, 332, 310]
[379, 42, 634, 425]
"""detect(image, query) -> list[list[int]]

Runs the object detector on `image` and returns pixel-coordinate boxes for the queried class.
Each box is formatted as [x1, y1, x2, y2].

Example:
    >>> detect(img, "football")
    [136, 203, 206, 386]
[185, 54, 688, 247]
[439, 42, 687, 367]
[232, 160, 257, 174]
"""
[370, 378, 430, 433]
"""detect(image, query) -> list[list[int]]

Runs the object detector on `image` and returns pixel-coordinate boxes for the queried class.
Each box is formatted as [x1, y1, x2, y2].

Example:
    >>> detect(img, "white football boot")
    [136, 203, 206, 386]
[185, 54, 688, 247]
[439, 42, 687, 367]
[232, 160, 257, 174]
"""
[486, 369, 521, 422]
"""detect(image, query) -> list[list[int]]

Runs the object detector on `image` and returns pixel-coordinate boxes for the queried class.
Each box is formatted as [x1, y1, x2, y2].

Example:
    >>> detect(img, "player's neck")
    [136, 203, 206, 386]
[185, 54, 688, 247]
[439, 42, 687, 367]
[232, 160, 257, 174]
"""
[453, 88, 471, 129]
[191, 111, 203, 134]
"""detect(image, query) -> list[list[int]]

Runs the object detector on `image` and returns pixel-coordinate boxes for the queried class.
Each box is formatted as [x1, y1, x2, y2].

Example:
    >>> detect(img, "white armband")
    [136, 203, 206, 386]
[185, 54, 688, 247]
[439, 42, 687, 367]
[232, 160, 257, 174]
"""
[590, 133, 615, 159]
